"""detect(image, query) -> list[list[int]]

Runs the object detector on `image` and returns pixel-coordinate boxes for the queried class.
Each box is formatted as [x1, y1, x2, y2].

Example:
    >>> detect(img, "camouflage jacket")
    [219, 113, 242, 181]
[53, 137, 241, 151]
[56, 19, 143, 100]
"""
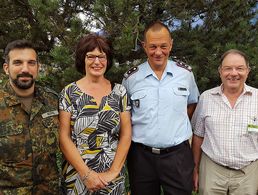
[0, 82, 60, 195]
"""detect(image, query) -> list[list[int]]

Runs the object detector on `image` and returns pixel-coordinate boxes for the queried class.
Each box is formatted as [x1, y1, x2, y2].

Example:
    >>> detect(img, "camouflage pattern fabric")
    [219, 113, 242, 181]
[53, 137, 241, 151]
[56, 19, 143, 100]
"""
[0, 82, 61, 195]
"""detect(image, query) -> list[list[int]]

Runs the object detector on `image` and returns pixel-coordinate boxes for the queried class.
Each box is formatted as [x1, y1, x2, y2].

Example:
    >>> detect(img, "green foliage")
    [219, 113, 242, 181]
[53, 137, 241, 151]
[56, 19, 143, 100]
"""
[38, 66, 82, 92]
[106, 65, 130, 84]
[171, 1, 258, 92]
[61, 67, 83, 88]
[0, 0, 257, 92]
[50, 46, 73, 68]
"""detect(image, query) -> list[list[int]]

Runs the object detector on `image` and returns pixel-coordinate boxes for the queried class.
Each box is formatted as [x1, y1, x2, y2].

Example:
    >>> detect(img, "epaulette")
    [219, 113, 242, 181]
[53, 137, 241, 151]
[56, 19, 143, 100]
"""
[123, 66, 138, 79]
[175, 60, 192, 72]
[44, 87, 59, 97]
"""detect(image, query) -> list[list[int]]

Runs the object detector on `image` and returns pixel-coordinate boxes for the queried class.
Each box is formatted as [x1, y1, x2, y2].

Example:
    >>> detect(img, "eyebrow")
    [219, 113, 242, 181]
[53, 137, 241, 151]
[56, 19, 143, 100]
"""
[12, 59, 37, 63]
[87, 54, 106, 56]
[149, 43, 169, 46]
[13, 59, 22, 62]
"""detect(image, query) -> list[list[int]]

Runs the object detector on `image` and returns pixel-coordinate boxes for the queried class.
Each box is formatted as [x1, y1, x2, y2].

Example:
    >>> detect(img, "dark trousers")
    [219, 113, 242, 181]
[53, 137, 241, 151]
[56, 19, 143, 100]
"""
[127, 141, 194, 195]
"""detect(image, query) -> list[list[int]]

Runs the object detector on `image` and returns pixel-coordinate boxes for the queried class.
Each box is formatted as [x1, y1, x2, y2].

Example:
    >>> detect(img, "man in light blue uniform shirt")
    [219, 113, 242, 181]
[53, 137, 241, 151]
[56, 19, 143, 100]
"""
[122, 21, 199, 195]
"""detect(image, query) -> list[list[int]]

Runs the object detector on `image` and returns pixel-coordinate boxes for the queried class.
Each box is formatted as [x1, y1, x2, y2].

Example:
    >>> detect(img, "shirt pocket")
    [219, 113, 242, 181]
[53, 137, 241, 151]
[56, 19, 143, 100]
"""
[0, 124, 27, 163]
[130, 91, 150, 120]
[171, 86, 189, 113]
[130, 91, 147, 109]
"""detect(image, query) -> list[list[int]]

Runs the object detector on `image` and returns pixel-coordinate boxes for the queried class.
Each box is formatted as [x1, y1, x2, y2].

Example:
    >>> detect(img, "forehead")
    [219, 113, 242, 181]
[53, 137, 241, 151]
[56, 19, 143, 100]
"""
[8, 48, 37, 61]
[87, 47, 105, 54]
[145, 28, 171, 45]
[221, 53, 247, 67]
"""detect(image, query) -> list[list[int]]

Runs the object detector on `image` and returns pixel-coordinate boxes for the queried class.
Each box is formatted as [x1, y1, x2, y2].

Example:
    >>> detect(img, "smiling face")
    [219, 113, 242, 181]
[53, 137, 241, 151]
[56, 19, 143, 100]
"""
[143, 27, 172, 70]
[219, 53, 250, 93]
[84, 47, 107, 77]
[3, 48, 39, 90]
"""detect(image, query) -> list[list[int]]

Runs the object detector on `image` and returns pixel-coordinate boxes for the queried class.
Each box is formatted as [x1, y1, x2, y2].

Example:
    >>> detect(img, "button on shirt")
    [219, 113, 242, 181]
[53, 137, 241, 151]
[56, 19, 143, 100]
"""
[122, 60, 199, 148]
[191, 85, 258, 169]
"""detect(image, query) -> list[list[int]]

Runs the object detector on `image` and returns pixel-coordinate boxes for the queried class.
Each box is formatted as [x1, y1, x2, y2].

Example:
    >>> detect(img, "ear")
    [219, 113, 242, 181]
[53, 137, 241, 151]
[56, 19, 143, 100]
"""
[142, 41, 147, 53]
[3, 63, 9, 75]
[169, 39, 173, 52]
[218, 66, 223, 77]
[38, 63, 41, 73]
[247, 67, 250, 75]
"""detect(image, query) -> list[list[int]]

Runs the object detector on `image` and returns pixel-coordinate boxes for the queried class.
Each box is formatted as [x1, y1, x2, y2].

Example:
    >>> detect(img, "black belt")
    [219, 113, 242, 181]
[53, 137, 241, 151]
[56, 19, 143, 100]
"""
[133, 140, 189, 154]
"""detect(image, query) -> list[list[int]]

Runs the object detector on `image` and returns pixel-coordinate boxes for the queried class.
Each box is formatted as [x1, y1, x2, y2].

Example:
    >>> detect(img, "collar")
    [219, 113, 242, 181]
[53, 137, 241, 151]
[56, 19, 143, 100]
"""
[3, 81, 46, 107]
[210, 84, 252, 96]
[165, 60, 173, 76]
[3, 82, 21, 106]
[142, 60, 172, 78]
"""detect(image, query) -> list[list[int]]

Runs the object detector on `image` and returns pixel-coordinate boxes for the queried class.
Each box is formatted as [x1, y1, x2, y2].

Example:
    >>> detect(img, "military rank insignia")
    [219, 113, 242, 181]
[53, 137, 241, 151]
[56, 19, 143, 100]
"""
[124, 66, 138, 79]
[172, 56, 192, 72]
[176, 61, 192, 72]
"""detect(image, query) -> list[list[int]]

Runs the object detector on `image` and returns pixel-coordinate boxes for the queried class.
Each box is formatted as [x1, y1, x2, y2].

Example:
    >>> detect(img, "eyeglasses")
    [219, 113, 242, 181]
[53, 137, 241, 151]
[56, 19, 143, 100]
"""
[221, 66, 248, 73]
[86, 54, 107, 62]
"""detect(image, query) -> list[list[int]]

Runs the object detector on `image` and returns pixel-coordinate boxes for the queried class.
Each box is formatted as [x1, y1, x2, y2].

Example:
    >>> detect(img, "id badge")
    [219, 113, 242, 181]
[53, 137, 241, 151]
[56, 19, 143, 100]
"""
[247, 116, 258, 133]
[133, 99, 140, 108]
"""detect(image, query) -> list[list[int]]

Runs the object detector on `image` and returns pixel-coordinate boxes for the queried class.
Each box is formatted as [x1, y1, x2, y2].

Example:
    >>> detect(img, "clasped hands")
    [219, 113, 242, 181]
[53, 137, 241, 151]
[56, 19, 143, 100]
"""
[82, 169, 118, 193]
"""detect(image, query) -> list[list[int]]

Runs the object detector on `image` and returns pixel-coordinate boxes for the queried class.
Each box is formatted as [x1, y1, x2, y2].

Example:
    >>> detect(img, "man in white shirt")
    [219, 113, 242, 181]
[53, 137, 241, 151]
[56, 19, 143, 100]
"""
[192, 49, 258, 195]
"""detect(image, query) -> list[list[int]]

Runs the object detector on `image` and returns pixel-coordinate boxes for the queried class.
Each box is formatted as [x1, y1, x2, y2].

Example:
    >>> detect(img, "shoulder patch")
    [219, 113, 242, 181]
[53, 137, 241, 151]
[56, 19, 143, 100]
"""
[124, 66, 138, 79]
[176, 61, 192, 72]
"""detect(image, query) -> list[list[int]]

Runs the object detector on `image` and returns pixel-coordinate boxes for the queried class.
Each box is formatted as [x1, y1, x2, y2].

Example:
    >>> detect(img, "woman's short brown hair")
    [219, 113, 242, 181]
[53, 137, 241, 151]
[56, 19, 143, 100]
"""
[75, 33, 113, 74]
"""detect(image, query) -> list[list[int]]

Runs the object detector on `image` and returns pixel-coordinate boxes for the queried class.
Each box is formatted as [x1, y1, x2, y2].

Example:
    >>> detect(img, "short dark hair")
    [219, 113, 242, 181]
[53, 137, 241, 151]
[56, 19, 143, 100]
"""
[3, 40, 37, 63]
[75, 33, 113, 74]
[220, 49, 249, 68]
[143, 20, 171, 42]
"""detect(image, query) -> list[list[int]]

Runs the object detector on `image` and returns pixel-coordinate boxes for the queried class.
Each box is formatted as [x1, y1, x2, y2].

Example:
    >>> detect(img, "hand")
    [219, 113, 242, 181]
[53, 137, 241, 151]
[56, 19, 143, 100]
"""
[83, 170, 108, 191]
[98, 169, 119, 184]
[193, 167, 199, 192]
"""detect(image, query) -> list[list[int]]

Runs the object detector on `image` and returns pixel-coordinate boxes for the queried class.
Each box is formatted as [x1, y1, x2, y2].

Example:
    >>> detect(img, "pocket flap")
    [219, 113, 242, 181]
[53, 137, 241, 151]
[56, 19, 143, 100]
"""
[131, 91, 146, 100]
[172, 87, 190, 96]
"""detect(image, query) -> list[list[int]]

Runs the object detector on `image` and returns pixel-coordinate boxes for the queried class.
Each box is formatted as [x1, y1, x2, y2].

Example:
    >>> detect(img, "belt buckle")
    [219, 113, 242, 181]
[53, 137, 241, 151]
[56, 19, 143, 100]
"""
[151, 147, 160, 154]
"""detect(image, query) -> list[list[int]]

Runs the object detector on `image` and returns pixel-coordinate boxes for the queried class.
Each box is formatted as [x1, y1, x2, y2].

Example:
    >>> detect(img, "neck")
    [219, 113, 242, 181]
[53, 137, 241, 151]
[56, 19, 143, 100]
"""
[84, 75, 107, 84]
[223, 85, 244, 99]
[222, 85, 244, 108]
[10, 81, 35, 97]
[149, 63, 166, 80]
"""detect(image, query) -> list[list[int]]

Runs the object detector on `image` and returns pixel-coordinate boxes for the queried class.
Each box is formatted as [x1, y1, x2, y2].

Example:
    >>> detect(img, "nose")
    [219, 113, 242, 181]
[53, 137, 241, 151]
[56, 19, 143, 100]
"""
[230, 68, 238, 75]
[21, 63, 30, 72]
[91, 57, 101, 64]
[95, 57, 101, 62]
[155, 47, 162, 55]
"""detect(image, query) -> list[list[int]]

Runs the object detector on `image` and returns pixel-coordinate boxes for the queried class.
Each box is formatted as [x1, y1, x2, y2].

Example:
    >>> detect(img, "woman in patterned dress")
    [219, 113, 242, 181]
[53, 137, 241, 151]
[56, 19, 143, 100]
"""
[59, 34, 131, 195]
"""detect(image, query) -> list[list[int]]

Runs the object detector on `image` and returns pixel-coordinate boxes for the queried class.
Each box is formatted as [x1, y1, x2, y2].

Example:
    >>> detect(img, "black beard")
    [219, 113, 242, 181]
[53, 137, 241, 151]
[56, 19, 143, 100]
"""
[11, 73, 35, 89]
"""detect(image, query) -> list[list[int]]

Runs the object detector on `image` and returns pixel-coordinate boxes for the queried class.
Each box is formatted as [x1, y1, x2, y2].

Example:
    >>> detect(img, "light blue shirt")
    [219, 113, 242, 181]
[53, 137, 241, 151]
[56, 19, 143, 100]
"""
[122, 60, 199, 147]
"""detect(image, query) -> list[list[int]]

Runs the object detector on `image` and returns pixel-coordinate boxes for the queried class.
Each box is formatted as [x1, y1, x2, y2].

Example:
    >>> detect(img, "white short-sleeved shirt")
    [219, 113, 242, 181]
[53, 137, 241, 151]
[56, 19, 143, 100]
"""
[192, 84, 258, 169]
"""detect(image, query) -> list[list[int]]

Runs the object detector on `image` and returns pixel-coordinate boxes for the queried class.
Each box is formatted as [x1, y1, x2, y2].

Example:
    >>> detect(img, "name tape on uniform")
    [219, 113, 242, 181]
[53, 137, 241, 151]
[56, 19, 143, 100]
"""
[42, 110, 59, 118]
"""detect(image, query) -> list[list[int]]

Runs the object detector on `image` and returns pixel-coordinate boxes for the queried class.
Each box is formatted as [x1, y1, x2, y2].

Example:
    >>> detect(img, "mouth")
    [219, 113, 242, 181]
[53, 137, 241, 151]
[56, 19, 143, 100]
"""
[91, 66, 103, 71]
[228, 77, 240, 80]
[17, 74, 33, 81]
[227, 77, 240, 82]
[18, 77, 32, 82]
[154, 56, 163, 60]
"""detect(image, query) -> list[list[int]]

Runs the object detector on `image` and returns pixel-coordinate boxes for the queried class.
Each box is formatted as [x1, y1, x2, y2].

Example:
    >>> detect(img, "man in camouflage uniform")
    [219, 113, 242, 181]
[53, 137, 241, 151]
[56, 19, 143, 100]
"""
[0, 40, 60, 194]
